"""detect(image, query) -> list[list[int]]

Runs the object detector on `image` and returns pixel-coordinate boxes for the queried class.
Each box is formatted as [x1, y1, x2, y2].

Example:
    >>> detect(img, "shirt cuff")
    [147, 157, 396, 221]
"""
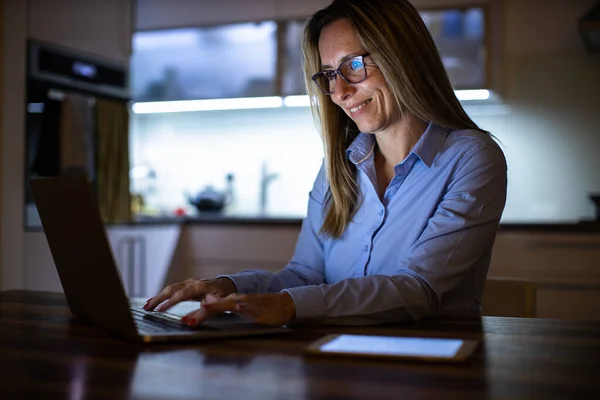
[282, 285, 327, 323]
[215, 273, 254, 294]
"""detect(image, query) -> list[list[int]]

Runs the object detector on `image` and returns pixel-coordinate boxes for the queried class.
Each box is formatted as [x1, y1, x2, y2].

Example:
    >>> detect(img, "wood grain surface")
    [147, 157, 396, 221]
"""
[1, 290, 599, 399]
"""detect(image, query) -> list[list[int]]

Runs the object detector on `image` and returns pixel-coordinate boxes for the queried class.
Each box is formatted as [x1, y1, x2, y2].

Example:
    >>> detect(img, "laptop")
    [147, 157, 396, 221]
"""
[29, 175, 290, 343]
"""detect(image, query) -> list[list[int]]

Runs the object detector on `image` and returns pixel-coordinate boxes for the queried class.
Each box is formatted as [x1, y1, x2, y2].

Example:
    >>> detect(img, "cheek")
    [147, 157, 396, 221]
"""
[331, 98, 345, 111]
[381, 88, 397, 112]
[364, 78, 393, 103]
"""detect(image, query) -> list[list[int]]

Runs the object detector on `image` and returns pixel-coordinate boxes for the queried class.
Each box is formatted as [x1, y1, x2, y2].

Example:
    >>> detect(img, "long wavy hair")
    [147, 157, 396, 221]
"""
[302, 0, 486, 238]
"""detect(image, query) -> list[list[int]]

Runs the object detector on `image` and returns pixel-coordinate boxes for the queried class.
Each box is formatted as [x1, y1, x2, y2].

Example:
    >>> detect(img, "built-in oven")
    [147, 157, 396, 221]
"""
[24, 40, 131, 229]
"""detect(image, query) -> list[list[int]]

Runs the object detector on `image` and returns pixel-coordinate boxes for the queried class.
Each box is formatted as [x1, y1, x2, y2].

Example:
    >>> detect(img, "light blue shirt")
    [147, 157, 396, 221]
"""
[224, 122, 507, 325]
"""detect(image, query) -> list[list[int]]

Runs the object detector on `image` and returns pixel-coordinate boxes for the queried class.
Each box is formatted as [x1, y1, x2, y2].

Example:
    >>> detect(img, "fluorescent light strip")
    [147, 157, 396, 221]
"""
[132, 90, 491, 114]
[283, 95, 311, 107]
[284, 90, 491, 105]
[454, 89, 491, 101]
[131, 96, 283, 114]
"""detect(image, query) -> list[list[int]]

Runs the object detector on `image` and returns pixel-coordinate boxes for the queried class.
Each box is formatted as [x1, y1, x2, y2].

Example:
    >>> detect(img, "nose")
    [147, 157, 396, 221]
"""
[331, 77, 355, 104]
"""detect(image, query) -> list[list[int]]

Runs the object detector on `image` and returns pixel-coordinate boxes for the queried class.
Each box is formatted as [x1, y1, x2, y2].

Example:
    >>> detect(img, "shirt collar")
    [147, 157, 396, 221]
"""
[346, 121, 448, 168]
[411, 121, 449, 168]
[346, 133, 376, 165]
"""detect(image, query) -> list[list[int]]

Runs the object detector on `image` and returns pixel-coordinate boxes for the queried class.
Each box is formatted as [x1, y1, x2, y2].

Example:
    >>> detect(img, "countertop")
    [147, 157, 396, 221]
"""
[129, 213, 305, 226]
[24, 209, 600, 232]
[112, 213, 600, 232]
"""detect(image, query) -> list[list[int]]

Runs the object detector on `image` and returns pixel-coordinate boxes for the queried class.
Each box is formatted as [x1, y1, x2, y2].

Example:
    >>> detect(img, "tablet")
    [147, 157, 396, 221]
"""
[305, 334, 479, 362]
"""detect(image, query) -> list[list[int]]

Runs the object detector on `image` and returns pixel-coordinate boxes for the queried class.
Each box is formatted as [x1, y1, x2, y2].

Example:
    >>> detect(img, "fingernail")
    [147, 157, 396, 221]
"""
[188, 318, 197, 326]
[237, 302, 245, 309]
[145, 298, 153, 303]
[181, 316, 189, 323]
[203, 304, 211, 309]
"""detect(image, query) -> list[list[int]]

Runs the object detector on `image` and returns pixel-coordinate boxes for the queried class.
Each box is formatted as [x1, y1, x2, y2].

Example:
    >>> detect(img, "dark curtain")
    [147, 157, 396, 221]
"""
[96, 99, 130, 223]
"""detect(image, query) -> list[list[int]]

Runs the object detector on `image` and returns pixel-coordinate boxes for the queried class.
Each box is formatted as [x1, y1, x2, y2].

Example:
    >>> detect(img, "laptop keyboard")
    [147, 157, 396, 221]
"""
[130, 308, 219, 333]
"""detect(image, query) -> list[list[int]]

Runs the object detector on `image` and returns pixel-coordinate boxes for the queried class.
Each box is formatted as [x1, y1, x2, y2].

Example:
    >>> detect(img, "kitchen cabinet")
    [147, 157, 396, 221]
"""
[26, 220, 599, 320]
[488, 231, 600, 320]
[280, 7, 488, 94]
[165, 224, 300, 284]
[106, 225, 182, 298]
[489, 232, 600, 285]
[131, 21, 279, 101]
[135, 0, 330, 30]
[133, 1, 493, 101]
[170, 224, 600, 321]
[135, 0, 495, 30]
[23, 225, 181, 297]
[27, 0, 134, 64]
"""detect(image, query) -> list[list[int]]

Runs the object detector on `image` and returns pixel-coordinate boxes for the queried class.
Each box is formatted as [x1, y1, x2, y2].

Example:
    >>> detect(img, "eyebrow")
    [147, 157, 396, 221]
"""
[320, 53, 363, 69]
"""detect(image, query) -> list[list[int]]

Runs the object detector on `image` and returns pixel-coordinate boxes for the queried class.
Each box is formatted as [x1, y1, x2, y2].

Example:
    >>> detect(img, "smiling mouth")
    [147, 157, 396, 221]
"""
[349, 99, 372, 114]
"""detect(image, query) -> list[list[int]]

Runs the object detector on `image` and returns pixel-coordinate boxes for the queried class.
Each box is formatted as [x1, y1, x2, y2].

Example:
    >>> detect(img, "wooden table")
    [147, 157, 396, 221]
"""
[1, 291, 599, 399]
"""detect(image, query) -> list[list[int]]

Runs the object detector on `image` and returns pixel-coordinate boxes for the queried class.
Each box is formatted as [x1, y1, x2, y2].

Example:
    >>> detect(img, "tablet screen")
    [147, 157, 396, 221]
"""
[319, 335, 464, 358]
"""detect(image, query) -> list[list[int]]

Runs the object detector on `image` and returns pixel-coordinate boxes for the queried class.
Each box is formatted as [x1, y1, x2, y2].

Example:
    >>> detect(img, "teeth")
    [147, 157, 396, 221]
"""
[350, 99, 371, 113]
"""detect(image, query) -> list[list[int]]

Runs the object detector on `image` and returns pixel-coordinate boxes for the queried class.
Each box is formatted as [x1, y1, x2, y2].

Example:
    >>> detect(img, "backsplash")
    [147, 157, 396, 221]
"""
[130, 107, 323, 217]
[131, 53, 600, 223]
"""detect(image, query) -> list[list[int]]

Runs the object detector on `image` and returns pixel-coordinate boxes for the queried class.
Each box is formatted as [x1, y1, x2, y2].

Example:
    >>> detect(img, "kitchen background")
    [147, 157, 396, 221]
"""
[2, 0, 600, 301]
[130, 107, 323, 217]
[128, 8, 491, 219]
[126, 0, 600, 223]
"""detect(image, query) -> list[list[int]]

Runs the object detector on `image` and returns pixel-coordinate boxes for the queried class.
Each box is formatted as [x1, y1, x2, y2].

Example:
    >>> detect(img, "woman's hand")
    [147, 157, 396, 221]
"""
[143, 277, 237, 312]
[181, 292, 296, 327]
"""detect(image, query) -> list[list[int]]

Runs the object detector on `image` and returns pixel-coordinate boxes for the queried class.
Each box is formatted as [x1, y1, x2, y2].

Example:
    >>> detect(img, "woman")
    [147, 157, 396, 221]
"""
[145, 0, 507, 326]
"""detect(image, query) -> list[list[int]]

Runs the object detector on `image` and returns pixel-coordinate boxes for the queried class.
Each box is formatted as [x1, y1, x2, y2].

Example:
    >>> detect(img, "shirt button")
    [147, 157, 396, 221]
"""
[379, 209, 384, 216]
[363, 245, 369, 252]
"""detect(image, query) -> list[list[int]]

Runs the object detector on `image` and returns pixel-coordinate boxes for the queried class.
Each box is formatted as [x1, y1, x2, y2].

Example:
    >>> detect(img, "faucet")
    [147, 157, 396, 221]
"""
[259, 161, 278, 215]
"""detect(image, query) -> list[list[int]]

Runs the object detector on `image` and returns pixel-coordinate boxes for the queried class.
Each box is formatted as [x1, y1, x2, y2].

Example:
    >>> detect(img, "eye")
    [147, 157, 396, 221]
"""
[323, 70, 337, 80]
[349, 59, 365, 71]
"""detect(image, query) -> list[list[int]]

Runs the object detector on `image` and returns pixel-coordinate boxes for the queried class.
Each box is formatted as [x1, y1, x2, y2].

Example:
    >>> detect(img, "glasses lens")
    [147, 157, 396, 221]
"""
[339, 57, 367, 83]
[313, 72, 334, 94]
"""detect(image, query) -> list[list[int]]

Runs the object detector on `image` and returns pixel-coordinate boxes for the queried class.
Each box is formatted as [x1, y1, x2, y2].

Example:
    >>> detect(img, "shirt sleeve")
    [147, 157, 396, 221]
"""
[218, 163, 328, 294]
[283, 141, 508, 325]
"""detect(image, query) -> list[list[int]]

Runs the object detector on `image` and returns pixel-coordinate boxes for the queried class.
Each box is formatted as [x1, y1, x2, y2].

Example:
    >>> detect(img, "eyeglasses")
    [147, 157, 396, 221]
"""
[311, 53, 370, 95]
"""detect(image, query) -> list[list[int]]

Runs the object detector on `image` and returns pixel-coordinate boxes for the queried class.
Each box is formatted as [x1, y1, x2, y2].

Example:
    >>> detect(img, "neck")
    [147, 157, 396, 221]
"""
[374, 115, 428, 171]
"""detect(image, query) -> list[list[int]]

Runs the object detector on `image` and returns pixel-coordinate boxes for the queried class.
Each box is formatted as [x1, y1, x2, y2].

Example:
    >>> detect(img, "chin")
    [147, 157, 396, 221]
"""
[354, 120, 381, 134]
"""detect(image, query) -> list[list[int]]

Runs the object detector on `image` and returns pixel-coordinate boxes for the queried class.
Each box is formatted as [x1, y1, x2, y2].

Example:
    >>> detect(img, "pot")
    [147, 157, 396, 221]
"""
[187, 186, 226, 213]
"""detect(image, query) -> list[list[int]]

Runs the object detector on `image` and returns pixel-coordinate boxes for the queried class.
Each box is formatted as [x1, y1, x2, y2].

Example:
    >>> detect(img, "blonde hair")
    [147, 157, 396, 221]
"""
[302, 0, 486, 238]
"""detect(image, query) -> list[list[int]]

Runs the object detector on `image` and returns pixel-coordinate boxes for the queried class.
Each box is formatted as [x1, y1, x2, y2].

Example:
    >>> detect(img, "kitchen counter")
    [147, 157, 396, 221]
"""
[112, 214, 600, 233]
[499, 220, 600, 233]
[24, 208, 600, 232]
[129, 213, 305, 226]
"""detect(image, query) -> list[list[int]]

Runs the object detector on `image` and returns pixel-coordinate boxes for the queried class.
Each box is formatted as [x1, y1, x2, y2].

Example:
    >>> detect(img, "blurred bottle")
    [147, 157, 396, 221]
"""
[224, 173, 236, 213]
[259, 161, 278, 215]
